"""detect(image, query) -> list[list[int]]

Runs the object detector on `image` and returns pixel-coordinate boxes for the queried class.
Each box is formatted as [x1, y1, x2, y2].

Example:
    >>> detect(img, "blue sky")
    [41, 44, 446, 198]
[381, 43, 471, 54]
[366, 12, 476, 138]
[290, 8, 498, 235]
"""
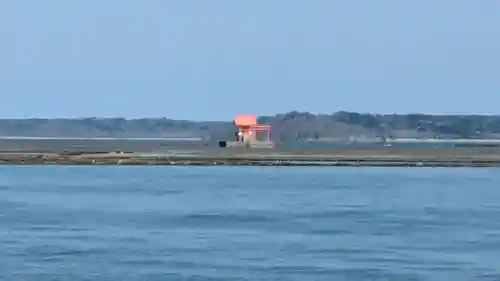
[1, 1, 499, 120]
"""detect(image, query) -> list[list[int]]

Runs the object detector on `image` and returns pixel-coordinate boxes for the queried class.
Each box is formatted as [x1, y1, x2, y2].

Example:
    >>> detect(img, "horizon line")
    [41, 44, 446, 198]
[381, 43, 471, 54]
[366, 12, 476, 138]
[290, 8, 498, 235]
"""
[1, 111, 500, 120]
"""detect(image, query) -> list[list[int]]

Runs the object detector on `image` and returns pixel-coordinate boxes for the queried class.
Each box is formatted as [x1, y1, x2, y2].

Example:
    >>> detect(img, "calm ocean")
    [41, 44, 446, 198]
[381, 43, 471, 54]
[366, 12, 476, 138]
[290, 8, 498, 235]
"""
[1, 166, 500, 280]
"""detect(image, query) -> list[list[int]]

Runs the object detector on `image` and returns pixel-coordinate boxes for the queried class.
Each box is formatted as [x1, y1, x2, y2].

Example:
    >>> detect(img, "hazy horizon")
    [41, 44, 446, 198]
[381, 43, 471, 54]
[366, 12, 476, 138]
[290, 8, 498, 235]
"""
[3, 110, 500, 122]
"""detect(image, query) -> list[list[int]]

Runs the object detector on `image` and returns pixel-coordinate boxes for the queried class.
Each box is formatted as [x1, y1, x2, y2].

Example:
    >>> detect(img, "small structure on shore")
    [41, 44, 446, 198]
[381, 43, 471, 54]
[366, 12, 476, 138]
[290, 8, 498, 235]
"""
[219, 114, 274, 148]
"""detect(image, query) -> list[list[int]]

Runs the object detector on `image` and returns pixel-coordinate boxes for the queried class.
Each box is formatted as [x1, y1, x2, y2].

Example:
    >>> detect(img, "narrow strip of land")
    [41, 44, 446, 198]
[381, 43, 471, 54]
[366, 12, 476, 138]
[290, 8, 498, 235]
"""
[1, 139, 500, 167]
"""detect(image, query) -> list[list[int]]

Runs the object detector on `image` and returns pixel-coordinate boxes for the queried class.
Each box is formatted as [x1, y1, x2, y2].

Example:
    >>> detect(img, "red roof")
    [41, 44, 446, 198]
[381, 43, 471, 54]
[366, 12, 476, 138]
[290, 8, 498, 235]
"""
[233, 114, 257, 126]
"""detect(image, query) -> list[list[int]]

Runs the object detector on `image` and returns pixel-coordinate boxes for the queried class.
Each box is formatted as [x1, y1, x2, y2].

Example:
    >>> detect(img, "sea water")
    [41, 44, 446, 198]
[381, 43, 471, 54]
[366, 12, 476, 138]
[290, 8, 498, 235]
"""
[1, 166, 500, 280]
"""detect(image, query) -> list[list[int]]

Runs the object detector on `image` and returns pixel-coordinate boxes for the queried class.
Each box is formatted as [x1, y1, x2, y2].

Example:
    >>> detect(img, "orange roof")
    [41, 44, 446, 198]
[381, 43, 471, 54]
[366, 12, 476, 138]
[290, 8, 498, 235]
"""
[233, 114, 257, 126]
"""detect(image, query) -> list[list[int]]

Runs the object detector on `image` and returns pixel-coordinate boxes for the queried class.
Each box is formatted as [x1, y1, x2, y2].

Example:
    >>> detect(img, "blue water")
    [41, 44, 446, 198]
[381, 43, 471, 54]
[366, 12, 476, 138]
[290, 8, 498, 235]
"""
[283, 141, 458, 149]
[1, 166, 500, 280]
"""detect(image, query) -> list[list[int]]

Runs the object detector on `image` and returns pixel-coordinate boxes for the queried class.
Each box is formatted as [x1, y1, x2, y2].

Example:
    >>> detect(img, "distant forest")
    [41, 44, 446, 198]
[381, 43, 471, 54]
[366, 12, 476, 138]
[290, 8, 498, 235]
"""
[1, 111, 500, 142]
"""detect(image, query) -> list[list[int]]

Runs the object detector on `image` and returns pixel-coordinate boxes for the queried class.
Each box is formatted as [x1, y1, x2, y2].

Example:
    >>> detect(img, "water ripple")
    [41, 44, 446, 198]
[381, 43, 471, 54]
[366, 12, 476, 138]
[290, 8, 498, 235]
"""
[2, 166, 500, 280]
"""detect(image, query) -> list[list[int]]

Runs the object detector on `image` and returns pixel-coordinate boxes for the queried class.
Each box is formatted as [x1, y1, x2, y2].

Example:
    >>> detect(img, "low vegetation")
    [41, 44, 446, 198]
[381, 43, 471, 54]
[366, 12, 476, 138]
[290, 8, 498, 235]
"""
[1, 111, 500, 142]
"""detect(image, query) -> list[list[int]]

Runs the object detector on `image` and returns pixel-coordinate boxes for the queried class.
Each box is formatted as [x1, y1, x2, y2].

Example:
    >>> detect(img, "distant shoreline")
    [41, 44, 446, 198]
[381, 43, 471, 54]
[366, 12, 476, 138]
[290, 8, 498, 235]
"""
[0, 136, 203, 141]
[0, 139, 499, 167]
[1, 154, 499, 167]
[2, 136, 500, 144]
[2, 111, 500, 142]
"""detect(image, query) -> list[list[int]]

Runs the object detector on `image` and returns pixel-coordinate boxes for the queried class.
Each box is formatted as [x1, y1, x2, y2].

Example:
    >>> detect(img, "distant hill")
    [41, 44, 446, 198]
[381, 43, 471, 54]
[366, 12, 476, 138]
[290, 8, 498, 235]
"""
[1, 111, 500, 142]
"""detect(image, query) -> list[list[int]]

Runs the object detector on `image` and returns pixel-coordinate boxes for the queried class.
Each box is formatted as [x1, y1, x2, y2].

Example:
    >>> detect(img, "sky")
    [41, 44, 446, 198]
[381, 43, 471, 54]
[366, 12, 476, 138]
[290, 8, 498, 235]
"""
[0, 1, 499, 120]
